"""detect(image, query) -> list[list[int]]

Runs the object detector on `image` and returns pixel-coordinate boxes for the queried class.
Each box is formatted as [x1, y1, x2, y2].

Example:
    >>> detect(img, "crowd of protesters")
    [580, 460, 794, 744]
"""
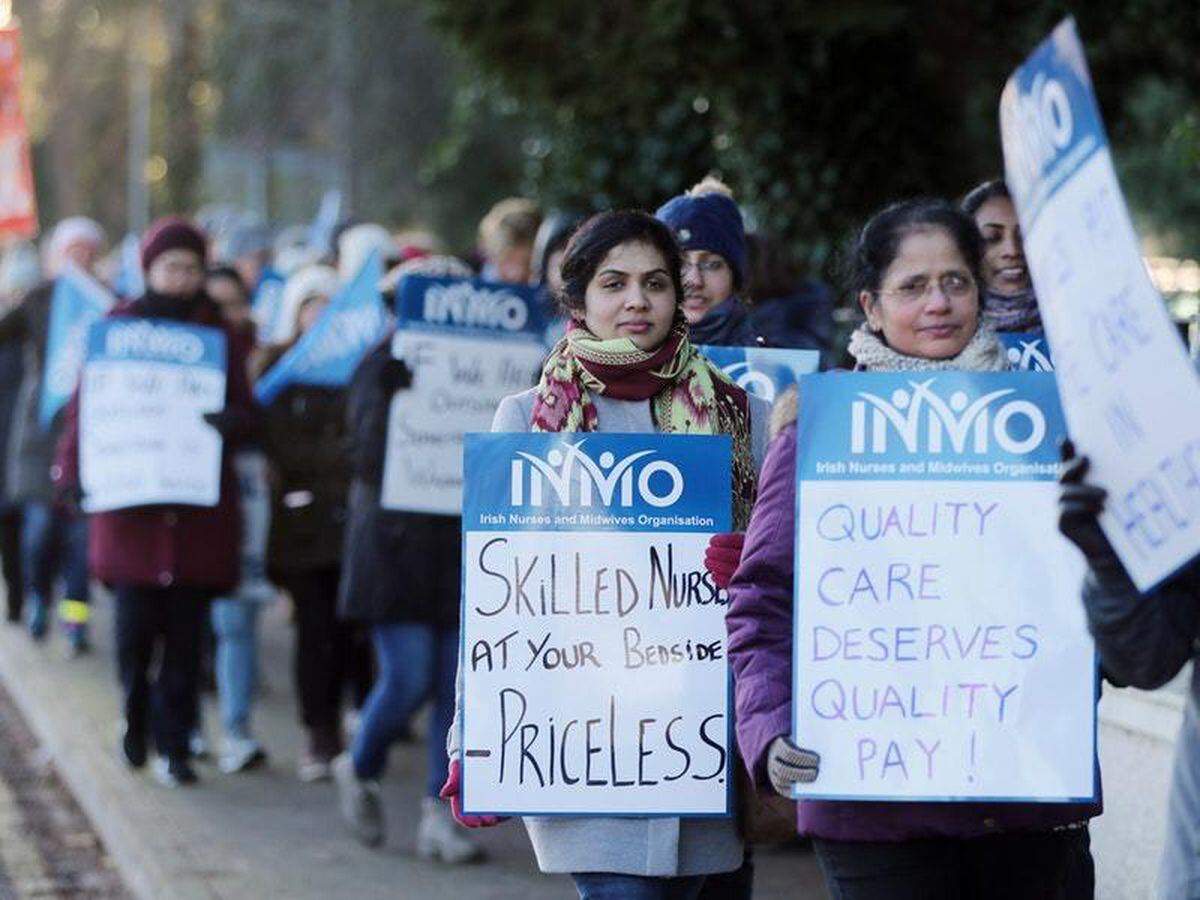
[0, 169, 1189, 900]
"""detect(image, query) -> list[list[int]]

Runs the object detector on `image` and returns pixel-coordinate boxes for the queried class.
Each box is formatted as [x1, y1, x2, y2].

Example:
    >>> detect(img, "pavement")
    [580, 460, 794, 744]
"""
[0, 591, 826, 900]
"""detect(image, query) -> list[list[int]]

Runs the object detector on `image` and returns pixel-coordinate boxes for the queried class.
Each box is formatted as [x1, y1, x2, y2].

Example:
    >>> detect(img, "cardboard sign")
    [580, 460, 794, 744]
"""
[1001, 18, 1200, 591]
[697, 345, 820, 403]
[460, 432, 733, 815]
[380, 276, 548, 515]
[41, 265, 114, 428]
[998, 331, 1054, 372]
[792, 372, 1095, 802]
[80, 319, 227, 512]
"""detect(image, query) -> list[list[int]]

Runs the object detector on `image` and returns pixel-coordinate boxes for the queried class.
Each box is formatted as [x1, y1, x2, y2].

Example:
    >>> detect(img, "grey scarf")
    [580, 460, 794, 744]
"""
[847, 322, 1008, 373]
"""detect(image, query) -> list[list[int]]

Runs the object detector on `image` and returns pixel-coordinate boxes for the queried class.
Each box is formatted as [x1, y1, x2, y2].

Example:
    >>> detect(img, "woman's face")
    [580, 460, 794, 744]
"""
[576, 241, 677, 350]
[206, 276, 250, 328]
[858, 227, 979, 360]
[974, 196, 1031, 296]
[146, 249, 205, 299]
[680, 249, 734, 324]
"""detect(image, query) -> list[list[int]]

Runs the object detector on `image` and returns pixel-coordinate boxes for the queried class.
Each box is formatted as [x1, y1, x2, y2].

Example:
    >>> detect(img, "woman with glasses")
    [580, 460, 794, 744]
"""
[962, 179, 1041, 334]
[725, 198, 1099, 898]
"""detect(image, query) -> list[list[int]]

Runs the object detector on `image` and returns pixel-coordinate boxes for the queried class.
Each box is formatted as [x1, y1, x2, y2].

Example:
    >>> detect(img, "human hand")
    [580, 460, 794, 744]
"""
[379, 358, 413, 394]
[438, 759, 508, 828]
[1058, 439, 1118, 567]
[767, 736, 819, 798]
[704, 532, 745, 589]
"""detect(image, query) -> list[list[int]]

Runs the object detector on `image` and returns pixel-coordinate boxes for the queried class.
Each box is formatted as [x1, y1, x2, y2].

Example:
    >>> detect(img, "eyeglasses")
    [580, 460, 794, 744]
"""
[876, 273, 975, 303]
[681, 258, 728, 277]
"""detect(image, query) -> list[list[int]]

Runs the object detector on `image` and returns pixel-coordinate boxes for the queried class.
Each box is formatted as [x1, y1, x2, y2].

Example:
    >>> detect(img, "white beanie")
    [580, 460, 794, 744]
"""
[337, 223, 395, 284]
[277, 264, 339, 343]
[45, 217, 106, 276]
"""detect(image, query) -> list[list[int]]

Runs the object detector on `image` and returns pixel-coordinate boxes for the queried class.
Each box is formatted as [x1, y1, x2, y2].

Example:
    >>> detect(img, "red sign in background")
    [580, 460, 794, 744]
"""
[0, 26, 37, 238]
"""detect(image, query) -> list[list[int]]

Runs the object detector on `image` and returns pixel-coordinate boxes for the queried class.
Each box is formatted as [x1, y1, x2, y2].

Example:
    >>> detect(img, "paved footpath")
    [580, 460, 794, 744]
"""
[0, 592, 826, 900]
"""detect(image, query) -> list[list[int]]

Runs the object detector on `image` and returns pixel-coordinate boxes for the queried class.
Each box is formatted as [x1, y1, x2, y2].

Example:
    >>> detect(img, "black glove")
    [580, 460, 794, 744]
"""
[54, 483, 85, 517]
[203, 409, 240, 439]
[1058, 439, 1119, 567]
[379, 358, 414, 394]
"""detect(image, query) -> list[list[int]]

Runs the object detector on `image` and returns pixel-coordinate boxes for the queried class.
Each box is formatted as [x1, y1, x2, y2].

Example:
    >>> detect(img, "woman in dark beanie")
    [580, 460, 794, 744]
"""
[54, 216, 257, 788]
[655, 177, 756, 347]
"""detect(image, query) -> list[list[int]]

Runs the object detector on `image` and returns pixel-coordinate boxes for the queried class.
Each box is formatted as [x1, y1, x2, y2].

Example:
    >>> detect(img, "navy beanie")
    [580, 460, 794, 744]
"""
[655, 190, 746, 288]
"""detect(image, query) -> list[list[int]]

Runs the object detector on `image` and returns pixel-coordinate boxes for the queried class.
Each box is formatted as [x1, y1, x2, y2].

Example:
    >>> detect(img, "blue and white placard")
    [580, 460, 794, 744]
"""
[697, 345, 820, 403]
[381, 276, 550, 514]
[461, 433, 733, 816]
[80, 319, 227, 512]
[792, 372, 1095, 802]
[41, 264, 114, 428]
[1001, 19, 1200, 591]
[998, 331, 1054, 372]
[254, 252, 389, 405]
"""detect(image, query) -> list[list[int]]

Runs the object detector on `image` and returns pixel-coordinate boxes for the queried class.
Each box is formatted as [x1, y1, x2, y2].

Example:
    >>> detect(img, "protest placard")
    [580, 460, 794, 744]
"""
[254, 251, 389, 405]
[41, 264, 114, 428]
[380, 276, 549, 515]
[697, 345, 820, 404]
[460, 432, 733, 815]
[1001, 18, 1200, 591]
[80, 318, 227, 512]
[997, 331, 1054, 372]
[0, 24, 37, 238]
[792, 372, 1095, 802]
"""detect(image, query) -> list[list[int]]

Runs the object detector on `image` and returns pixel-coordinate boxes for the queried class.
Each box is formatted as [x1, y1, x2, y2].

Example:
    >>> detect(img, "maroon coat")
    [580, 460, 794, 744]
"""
[54, 297, 257, 593]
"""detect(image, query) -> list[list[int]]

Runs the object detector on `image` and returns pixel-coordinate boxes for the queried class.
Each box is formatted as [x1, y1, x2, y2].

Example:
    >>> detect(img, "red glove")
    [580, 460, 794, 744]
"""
[438, 759, 508, 828]
[705, 531, 746, 589]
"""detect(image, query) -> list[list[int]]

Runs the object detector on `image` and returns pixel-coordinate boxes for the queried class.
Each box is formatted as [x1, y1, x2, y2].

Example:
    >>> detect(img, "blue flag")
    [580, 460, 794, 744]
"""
[41, 265, 114, 428]
[254, 251, 389, 405]
[112, 234, 144, 300]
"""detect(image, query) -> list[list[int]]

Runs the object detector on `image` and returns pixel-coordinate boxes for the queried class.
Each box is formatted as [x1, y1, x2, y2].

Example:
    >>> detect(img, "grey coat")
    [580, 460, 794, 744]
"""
[448, 386, 768, 877]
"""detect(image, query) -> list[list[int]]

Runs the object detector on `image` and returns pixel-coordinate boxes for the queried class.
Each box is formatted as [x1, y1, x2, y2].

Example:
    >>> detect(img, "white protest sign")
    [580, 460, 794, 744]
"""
[792, 372, 1095, 802]
[80, 319, 227, 512]
[381, 276, 548, 515]
[1001, 18, 1200, 591]
[461, 433, 733, 815]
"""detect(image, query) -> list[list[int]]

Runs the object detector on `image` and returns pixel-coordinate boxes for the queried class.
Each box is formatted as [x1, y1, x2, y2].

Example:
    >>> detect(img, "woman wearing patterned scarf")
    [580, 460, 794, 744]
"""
[962, 179, 1042, 334]
[442, 210, 771, 899]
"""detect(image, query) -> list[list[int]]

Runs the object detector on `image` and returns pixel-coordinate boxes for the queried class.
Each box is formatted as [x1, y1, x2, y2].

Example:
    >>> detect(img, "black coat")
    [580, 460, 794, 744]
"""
[262, 383, 350, 577]
[336, 337, 461, 628]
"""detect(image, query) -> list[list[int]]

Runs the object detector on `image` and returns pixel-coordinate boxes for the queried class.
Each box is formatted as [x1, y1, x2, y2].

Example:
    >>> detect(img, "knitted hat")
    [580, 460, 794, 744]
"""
[655, 178, 746, 288]
[140, 217, 208, 272]
[277, 264, 340, 342]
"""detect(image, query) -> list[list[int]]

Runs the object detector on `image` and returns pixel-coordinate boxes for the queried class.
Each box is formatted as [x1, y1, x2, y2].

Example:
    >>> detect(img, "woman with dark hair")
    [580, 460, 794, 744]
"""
[442, 210, 771, 899]
[726, 198, 1099, 898]
[962, 179, 1041, 334]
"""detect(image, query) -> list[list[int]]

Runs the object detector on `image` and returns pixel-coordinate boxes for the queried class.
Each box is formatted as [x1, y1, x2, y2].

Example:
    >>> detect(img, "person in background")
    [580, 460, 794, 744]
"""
[257, 264, 372, 783]
[332, 254, 484, 862]
[961, 178, 1041, 334]
[744, 231, 835, 362]
[54, 216, 257, 788]
[0, 241, 40, 625]
[726, 198, 1098, 898]
[204, 265, 274, 774]
[443, 211, 771, 899]
[0, 218, 106, 653]
[221, 222, 273, 300]
[656, 177, 757, 347]
[477, 197, 541, 284]
[337, 224, 398, 286]
[532, 212, 582, 345]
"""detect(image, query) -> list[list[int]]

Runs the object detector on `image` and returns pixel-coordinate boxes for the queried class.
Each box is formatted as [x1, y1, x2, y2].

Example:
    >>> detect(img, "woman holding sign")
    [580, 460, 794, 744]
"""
[726, 199, 1099, 898]
[442, 210, 770, 900]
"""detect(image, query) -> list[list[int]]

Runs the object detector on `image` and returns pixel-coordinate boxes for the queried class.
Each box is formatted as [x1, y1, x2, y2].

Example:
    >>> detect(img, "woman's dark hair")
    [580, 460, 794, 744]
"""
[557, 210, 684, 315]
[960, 178, 1011, 217]
[842, 198, 984, 298]
[206, 264, 248, 297]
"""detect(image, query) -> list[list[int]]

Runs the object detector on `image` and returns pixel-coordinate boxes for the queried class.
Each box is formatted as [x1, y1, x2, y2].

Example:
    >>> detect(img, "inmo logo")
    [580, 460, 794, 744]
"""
[1005, 72, 1074, 202]
[510, 441, 684, 508]
[850, 379, 1046, 455]
[721, 361, 776, 402]
[1005, 339, 1053, 372]
[423, 283, 528, 331]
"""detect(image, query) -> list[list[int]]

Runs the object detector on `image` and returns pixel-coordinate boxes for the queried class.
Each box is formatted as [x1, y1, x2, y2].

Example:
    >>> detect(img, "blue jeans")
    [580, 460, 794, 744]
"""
[211, 598, 261, 739]
[22, 500, 88, 609]
[350, 623, 456, 796]
[570, 874, 707, 900]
